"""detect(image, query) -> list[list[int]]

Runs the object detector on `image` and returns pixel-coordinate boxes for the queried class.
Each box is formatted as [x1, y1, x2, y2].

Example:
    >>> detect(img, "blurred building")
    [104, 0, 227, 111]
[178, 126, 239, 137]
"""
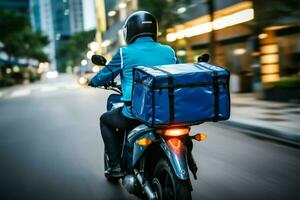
[30, 0, 56, 70]
[94, 0, 137, 58]
[166, 0, 300, 93]
[30, 0, 96, 71]
[0, 0, 29, 12]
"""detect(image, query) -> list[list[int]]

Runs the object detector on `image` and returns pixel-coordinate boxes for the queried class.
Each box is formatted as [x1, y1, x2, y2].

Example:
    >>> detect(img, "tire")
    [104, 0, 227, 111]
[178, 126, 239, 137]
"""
[151, 158, 191, 200]
[104, 151, 120, 184]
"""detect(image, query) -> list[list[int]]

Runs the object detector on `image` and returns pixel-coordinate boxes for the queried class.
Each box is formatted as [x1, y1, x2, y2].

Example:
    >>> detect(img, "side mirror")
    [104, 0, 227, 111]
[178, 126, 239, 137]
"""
[197, 53, 210, 63]
[91, 55, 107, 66]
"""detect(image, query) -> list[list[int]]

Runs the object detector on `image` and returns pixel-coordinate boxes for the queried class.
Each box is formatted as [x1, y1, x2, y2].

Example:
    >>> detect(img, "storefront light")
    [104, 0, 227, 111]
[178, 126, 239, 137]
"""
[118, 2, 127, 9]
[213, 9, 254, 30]
[166, 33, 177, 42]
[262, 74, 280, 83]
[184, 22, 213, 37]
[258, 33, 268, 39]
[166, 8, 254, 42]
[233, 48, 246, 55]
[108, 10, 116, 17]
[260, 54, 279, 64]
[261, 64, 279, 74]
[177, 50, 186, 56]
[261, 44, 278, 54]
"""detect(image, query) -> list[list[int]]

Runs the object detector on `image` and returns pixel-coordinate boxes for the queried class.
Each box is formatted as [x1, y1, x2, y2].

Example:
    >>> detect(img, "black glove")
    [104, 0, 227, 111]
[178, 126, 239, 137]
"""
[88, 80, 97, 87]
[103, 83, 110, 89]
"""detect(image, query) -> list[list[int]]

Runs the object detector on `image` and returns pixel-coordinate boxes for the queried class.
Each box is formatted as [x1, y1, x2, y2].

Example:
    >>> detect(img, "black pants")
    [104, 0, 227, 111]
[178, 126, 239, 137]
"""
[100, 107, 140, 167]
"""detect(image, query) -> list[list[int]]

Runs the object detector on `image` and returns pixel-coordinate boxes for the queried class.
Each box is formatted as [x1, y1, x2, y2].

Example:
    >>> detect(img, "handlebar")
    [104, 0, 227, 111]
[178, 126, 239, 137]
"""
[98, 84, 122, 94]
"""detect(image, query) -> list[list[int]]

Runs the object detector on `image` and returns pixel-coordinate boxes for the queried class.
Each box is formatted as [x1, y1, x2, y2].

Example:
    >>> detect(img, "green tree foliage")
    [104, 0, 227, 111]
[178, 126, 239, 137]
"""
[0, 8, 49, 64]
[57, 29, 96, 72]
[22, 30, 49, 62]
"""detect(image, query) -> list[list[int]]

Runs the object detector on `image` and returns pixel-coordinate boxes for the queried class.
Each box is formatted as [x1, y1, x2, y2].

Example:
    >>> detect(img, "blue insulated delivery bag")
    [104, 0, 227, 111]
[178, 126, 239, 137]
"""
[132, 63, 230, 127]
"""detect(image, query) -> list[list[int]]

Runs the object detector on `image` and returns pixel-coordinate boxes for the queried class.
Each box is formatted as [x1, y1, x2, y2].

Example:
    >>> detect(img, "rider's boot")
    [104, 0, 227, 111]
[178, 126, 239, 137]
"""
[105, 164, 124, 178]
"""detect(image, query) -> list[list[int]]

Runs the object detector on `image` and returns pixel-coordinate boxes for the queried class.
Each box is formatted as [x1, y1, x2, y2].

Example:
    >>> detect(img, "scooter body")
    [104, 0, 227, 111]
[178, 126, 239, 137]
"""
[91, 54, 209, 200]
[104, 93, 198, 200]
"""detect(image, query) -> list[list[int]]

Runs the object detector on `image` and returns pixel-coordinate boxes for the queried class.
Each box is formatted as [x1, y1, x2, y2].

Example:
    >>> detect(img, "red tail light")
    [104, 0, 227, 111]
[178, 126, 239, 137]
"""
[167, 138, 183, 154]
[162, 127, 190, 137]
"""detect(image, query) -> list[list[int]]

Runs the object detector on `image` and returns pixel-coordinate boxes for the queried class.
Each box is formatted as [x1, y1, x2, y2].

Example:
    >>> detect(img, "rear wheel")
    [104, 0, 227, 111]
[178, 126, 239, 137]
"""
[151, 158, 191, 200]
[104, 151, 120, 184]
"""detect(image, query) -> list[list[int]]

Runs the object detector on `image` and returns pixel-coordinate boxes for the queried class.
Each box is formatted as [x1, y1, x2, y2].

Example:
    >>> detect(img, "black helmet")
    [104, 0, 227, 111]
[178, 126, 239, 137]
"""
[123, 11, 158, 44]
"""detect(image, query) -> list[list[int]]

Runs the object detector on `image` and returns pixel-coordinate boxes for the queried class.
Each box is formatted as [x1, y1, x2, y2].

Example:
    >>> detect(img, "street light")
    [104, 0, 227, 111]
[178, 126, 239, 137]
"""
[6, 68, 12, 74]
[81, 59, 88, 66]
[89, 41, 99, 52]
[101, 40, 111, 48]
[108, 10, 116, 17]
[86, 50, 94, 59]
[92, 66, 100, 73]
[177, 7, 186, 14]
[13, 66, 20, 73]
[119, 2, 127, 9]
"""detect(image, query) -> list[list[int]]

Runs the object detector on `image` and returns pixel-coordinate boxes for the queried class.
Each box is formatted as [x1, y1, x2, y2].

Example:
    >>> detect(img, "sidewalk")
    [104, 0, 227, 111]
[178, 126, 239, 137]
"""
[221, 93, 300, 146]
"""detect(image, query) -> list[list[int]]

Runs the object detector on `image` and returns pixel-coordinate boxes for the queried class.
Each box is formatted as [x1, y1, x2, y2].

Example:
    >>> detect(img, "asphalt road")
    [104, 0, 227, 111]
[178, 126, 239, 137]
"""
[0, 75, 299, 200]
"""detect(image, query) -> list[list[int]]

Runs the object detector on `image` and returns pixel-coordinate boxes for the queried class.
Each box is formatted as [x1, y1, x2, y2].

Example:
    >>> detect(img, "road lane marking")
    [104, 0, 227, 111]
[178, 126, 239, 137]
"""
[9, 89, 31, 98]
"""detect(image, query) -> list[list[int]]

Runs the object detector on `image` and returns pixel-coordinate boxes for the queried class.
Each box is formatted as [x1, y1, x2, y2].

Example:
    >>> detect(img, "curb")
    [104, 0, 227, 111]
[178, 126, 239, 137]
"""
[220, 120, 300, 147]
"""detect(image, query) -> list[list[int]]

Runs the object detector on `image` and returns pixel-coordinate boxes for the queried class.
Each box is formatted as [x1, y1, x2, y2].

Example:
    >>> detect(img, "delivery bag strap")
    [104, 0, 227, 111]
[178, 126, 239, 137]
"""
[212, 71, 219, 122]
[194, 63, 219, 122]
[152, 67, 175, 123]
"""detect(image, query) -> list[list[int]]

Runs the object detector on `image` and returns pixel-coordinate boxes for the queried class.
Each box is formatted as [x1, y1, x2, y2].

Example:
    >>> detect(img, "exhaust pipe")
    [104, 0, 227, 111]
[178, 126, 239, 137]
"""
[133, 169, 157, 200]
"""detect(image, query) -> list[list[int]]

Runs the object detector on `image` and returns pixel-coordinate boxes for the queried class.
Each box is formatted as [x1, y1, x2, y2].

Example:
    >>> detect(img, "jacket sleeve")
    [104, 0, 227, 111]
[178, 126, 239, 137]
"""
[170, 46, 179, 64]
[91, 49, 122, 86]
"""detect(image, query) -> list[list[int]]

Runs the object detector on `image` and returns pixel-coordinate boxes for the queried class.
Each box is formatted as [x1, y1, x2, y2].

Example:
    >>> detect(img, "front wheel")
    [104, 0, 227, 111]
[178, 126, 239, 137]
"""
[151, 158, 192, 200]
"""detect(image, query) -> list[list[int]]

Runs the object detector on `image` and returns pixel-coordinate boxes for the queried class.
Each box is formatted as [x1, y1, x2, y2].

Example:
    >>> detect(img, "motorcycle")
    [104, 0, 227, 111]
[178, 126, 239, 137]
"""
[91, 54, 209, 200]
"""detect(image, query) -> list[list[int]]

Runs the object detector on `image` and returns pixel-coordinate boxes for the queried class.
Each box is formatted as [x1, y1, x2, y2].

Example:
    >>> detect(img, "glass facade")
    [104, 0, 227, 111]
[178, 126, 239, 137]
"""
[30, 0, 41, 31]
[30, 0, 85, 70]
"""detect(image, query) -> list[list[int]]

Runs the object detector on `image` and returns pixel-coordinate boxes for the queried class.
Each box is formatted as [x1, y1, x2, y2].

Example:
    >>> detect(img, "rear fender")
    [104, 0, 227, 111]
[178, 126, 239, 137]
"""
[130, 128, 189, 180]
[159, 138, 189, 180]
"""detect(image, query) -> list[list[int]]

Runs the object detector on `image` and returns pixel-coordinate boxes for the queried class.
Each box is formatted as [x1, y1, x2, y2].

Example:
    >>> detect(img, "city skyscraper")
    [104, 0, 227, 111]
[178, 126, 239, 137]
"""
[29, 0, 96, 71]
[30, 0, 56, 70]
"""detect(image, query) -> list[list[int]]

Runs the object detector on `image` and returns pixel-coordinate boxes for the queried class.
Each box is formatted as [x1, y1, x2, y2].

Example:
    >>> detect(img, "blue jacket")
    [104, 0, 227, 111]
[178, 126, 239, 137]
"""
[91, 36, 178, 118]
